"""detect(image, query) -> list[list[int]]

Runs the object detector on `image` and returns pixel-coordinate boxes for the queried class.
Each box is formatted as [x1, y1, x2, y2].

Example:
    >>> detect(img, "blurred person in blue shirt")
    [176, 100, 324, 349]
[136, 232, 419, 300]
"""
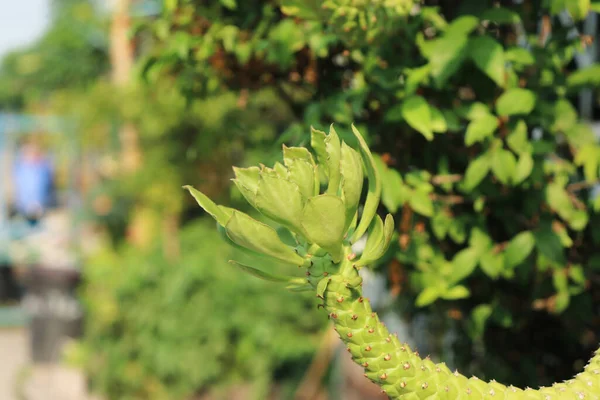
[12, 139, 55, 226]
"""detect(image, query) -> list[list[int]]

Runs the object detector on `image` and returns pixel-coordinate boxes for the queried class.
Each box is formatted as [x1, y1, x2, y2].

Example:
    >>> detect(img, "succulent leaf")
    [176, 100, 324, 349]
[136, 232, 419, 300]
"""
[255, 173, 304, 233]
[310, 126, 329, 173]
[183, 185, 232, 226]
[356, 214, 393, 267]
[283, 145, 316, 166]
[225, 211, 305, 265]
[325, 125, 342, 195]
[340, 142, 364, 231]
[228, 260, 306, 284]
[300, 194, 345, 262]
[287, 159, 316, 200]
[350, 125, 382, 243]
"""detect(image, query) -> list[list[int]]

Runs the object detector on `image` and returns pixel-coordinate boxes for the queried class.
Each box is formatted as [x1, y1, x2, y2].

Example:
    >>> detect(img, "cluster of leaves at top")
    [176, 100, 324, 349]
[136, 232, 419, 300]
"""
[139, 0, 600, 391]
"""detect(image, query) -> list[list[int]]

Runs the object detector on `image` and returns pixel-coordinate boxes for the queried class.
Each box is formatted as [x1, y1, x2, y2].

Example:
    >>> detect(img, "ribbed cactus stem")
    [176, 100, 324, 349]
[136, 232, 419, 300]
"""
[311, 248, 600, 400]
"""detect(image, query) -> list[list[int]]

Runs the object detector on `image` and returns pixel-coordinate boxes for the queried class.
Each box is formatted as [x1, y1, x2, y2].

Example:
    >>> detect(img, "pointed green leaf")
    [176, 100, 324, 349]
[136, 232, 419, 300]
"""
[504, 231, 535, 269]
[184, 185, 232, 226]
[316, 277, 330, 298]
[283, 145, 315, 166]
[340, 142, 364, 230]
[232, 166, 261, 207]
[288, 159, 316, 200]
[286, 283, 313, 292]
[496, 88, 536, 116]
[255, 173, 304, 232]
[225, 211, 305, 265]
[401, 95, 433, 141]
[513, 153, 533, 185]
[274, 162, 288, 177]
[357, 214, 394, 267]
[229, 260, 305, 284]
[301, 195, 346, 262]
[465, 113, 499, 146]
[468, 36, 505, 87]
[491, 148, 517, 185]
[462, 155, 490, 191]
[310, 127, 328, 174]
[325, 125, 342, 195]
[350, 125, 382, 243]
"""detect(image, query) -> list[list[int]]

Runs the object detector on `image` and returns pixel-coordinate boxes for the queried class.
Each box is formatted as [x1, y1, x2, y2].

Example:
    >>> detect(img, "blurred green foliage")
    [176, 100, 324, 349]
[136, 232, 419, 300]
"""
[78, 220, 324, 400]
[140, 0, 600, 390]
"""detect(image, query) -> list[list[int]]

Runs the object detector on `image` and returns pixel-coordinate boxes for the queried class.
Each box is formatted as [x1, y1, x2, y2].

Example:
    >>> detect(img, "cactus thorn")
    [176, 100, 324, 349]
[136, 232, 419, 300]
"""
[403, 362, 410, 370]
[351, 314, 358, 320]
[384, 354, 391, 361]
[422, 383, 429, 390]
[365, 345, 372, 351]
[347, 253, 356, 260]
[358, 297, 364, 303]
[347, 332, 353, 338]
[380, 373, 388, 380]
[400, 382, 407, 389]
[368, 328, 374, 333]
[337, 296, 344, 303]
[363, 362, 369, 367]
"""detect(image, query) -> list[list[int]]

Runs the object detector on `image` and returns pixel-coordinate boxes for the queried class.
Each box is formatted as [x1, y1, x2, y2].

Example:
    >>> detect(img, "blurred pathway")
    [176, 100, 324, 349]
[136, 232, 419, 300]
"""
[0, 328, 100, 400]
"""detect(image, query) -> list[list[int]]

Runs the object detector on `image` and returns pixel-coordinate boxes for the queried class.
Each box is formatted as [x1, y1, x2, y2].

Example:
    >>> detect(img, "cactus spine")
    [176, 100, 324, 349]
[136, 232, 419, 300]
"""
[186, 125, 600, 399]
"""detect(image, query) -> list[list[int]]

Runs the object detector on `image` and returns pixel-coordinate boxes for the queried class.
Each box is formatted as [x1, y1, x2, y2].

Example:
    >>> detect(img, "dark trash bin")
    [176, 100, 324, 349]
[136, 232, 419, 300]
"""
[21, 266, 83, 363]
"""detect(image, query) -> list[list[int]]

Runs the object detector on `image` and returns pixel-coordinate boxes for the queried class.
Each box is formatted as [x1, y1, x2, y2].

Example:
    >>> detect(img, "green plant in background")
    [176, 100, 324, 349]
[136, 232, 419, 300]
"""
[78, 220, 324, 400]
[187, 125, 600, 399]
[144, 0, 600, 388]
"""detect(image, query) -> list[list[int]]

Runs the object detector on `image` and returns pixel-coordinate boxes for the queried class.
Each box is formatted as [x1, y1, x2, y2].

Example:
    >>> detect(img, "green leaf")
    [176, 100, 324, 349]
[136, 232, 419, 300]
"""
[567, 64, 600, 89]
[450, 248, 479, 284]
[504, 231, 535, 269]
[469, 304, 493, 339]
[340, 142, 364, 230]
[401, 96, 433, 140]
[416, 287, 441, 307]
[325, 125, 342, 195]
[229, 260, 305, 284]
[287, 159, 316, 200]
[357, 214, 394, 267]
[184, 185, 232, 226]
[506, 120, 530, 154]
[496, 88, 536, 116]
[220, 0, 237, 10]
[480, 250, 504, 279]
[283, 145, 315, 166]
[491, 148, 517, 185]
[462, 155, 490, 191]
[534, 226, 566, 264]
[513, 153, 534, 185]
[429, 34, 470, 87]
[445, 15, 480, 36]
[256, 173, 304, 232]
[566, 0, 591, 20]
[350, 125, 382, 243]
[301, 195, 346, 262]
[505, 47, 535, 66]
[441, 285, 471, 300]
[574, 145, 600, 182]
[481, 7, 521, 24]
[432, 211, 452, 240]
[468, 36, 505, 87]
[404, 64, 432, 95]
[409, 188, 434, 217]
[430, 105, 448, 133]
[456, 102, 491, 120]
[226, 211, 305, 265]
[465, 113, 499, 146]
[546, 182, 574, 222]
[316, 277, 330, 298]
[375, 156, 407, 213]
[310, 127, 328, 173]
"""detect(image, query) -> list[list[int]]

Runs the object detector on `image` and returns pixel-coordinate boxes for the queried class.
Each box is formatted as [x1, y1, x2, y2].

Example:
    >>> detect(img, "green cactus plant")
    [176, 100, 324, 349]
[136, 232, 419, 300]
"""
[185, 125, 600, 400]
